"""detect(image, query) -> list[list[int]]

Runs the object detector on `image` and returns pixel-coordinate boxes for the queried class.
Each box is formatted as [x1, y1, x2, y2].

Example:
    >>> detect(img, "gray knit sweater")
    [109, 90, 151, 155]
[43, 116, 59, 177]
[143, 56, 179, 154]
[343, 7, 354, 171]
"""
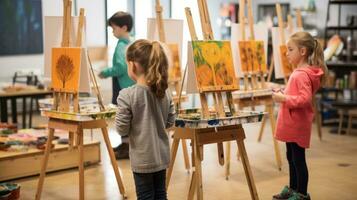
[115, 84, 175, 173]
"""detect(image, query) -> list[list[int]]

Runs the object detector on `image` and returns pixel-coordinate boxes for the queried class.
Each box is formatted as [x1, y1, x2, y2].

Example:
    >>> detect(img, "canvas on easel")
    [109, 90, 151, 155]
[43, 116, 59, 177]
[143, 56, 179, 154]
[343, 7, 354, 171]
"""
[147, 18, 184, 83]
[51, 47, 81, 92]
[35, 4, 126, 200]
[44, 16, 90, 93]
[192, 40, 237, 91]
[272, 4, 303, 79]
[231, 23, 268, 77]
[165, 3, 261, 199]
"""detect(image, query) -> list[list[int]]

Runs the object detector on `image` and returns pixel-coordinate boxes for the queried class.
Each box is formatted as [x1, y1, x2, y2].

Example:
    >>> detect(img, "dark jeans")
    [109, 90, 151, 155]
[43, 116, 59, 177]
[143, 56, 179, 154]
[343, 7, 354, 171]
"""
[133, 170, 167, 200]
[112, 77, 128, 143]
[286, 142, 309, 195]
[112, 77, 121, 105]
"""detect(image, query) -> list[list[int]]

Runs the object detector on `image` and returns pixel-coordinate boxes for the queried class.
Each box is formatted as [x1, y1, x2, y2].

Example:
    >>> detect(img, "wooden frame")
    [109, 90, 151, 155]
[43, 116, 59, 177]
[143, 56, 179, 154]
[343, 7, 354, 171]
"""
[166, 1, 259, 199]
[35, 2, 126, 199]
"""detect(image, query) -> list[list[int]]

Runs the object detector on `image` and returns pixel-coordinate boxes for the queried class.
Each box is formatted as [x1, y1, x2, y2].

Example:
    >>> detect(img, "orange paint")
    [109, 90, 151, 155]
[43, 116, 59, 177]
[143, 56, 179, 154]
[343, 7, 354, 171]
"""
[51, 47, 81, 92]
[192, 41, 238, 92]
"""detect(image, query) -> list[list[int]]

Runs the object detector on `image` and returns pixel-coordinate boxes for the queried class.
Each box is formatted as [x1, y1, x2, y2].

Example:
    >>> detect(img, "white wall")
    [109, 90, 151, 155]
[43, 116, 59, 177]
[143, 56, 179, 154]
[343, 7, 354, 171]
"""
[0, 0, 106, 80]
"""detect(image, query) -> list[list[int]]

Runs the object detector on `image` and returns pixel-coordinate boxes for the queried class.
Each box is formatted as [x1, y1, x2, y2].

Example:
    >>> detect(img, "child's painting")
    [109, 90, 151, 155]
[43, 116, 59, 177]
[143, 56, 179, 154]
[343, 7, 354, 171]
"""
[192, 41, 238, 92]
[167, 43, 182, 82]
[252, 41, 267, 73]
[238, 41, 252, 73]
[279, 45, 293, 76]
[51, 48, 81, 92]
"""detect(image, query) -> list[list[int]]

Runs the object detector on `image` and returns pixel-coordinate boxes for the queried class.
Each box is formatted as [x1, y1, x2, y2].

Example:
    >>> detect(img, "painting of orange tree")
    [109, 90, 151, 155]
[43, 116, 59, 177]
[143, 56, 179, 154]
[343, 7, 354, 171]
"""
[192, 41, 238, 92]
[51, 48, 81, 92]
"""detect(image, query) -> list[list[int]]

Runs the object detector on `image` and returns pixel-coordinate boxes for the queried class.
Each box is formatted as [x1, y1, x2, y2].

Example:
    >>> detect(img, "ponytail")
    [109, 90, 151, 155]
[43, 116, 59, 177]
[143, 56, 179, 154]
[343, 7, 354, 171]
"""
[290, 32, 329, 87]
[146, 41, 169, 99]
[126, 39, 169, 99]
[309, 39, 328, 86]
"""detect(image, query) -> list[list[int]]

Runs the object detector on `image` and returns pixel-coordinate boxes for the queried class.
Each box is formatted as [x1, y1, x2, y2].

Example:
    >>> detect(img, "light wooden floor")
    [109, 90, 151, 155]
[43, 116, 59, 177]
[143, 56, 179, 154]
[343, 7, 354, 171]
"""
[11, 118, 357, 200]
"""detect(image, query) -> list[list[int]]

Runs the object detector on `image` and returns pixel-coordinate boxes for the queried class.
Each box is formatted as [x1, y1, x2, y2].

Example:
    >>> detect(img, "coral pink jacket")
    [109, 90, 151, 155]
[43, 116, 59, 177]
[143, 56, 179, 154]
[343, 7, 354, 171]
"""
[275, 66, 324, 148]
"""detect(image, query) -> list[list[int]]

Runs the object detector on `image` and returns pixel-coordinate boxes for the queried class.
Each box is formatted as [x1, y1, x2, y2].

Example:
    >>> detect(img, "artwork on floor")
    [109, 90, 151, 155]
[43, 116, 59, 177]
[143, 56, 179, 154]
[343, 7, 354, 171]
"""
[0, 0, 43, 55]
[167, 43, 182, 82]
[192, 41, 238, 92]
[51, 48, 81, 92]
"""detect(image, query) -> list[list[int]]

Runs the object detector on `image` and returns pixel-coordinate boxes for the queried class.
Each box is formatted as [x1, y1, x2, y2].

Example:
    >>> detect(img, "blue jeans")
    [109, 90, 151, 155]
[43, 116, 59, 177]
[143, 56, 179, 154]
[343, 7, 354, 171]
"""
[133, 170, 167, 200]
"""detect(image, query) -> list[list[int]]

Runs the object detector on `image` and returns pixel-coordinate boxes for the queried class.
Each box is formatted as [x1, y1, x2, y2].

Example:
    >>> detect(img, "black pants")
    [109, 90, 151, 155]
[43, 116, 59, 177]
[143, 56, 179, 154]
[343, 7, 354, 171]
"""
[286, 142, 309, 195]
[112, 77, 128, 143]
[112, 77, 121, 105]
[133, 170, 167, 200]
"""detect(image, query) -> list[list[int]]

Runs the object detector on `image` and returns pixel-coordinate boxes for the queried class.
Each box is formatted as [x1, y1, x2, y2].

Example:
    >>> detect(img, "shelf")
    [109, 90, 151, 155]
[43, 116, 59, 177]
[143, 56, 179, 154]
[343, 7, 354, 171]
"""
[329, 0, 357, 5]
[326, 26, 357, 30]
[326, 61, 357, 68]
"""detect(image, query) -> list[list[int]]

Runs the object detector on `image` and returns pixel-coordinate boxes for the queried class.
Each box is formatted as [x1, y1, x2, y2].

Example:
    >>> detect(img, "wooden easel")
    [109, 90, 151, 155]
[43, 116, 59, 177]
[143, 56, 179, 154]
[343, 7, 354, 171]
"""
[154, 0, 191, 172]
[229, 0, 282, 175]
[35, 3, 126, 200]
[166, 1, 259, 199]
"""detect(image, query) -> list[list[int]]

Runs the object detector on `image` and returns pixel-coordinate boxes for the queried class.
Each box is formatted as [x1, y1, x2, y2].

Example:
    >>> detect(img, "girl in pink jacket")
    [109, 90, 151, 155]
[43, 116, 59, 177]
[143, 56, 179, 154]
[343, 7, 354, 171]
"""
[272, 32, 328, 200]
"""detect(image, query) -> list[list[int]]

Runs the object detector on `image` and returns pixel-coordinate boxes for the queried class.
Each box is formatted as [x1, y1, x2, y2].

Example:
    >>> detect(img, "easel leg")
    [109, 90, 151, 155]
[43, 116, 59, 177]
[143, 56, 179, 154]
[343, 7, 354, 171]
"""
[69, 131, 74, 151]
[181, 139, 191, 172]
[225, 141, 231, 180]
[166, 137, 180, 189]
[257, 113, 267, 142]
[188, 171, 197, 200]
[35, 128, 54, 200]
[194, 135, 203, 200]
[236, 139, 259, 200]
[312, 97, 322, 140]
[268, 105, 282, 170]
[78, 130, 84, 200]
[101, 127, 127, 198]
[217, 142, 224, 166]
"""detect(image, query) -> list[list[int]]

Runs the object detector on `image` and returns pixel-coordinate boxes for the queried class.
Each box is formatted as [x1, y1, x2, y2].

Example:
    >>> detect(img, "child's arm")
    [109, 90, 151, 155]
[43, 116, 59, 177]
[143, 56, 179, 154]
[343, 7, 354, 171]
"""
[115, 90, 132, 136]
[166, 98, 176, 129]
[283, 74, 313, 109]
[100, 43, 127, 78]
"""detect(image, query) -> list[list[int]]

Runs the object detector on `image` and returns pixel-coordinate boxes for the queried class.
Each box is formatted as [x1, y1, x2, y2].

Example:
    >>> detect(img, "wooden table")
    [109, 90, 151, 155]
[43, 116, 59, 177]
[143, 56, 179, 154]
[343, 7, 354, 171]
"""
[0, 88, 52, 128]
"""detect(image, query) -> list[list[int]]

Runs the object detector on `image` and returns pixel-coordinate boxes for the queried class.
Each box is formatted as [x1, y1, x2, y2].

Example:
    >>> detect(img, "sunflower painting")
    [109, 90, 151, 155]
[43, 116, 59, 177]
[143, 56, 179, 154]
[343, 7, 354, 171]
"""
[238, 41, 252, 73]
[252, 41, 267, 73]
[167, 43, 182, 82]
[279, 45, 293, 76]
[51, 47, 81, 92]
[192, 41, 238, 92]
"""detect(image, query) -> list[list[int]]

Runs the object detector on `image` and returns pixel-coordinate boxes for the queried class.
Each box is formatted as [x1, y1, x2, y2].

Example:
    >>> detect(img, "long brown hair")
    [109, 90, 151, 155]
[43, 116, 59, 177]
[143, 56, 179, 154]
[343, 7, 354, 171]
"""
[126, 39, 169, 99]
[290, 31, 328, 86]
